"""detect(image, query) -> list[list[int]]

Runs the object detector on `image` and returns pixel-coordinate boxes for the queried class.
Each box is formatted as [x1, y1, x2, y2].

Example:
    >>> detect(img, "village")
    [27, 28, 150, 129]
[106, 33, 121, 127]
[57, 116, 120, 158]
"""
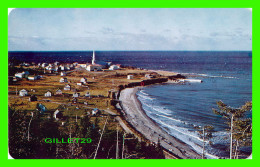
[8, 51, 170, 122]
[8, 51, 185, 159]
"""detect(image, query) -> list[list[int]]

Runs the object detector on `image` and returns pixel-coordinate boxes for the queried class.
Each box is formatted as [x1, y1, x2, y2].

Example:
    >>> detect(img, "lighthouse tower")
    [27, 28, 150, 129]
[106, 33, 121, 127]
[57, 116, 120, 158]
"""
[92, 50, 95, 65]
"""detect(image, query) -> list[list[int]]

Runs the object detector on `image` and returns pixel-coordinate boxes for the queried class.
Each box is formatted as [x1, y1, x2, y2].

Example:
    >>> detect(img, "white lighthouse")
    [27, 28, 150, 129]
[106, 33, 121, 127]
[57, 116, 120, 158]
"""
[92, 50, 95, 65]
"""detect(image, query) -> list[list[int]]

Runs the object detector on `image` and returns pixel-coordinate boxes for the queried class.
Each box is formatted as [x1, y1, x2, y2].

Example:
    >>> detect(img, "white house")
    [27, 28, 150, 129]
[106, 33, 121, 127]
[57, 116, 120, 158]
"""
[28, 75, 38, 81]
[86, 64, 102, 71]
[44, 91, 52, 97]
[60, 72, 66, 76]
[60, 65, 65, 71]
[85, 92, 91, 97]
[15, 73, 25, 78]
[127, 75, 134, 80]
[42, 63, 48, 68]
[109, 65, 120, 70]
[60, 77, 68, 83]
[80, 77, 87, 84]
[77, 82, 82, 86]
[19, 89, 28, 96]
[73, 92, 80, 98]
[64, 84, 71, 91]
[65, 66, 70, 71]
[55, 89, 63, 95]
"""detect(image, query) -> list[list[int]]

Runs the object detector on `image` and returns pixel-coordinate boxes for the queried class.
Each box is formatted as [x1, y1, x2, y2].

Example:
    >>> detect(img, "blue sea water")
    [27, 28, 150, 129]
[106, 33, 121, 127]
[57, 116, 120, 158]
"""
[9, 51, 252, 158]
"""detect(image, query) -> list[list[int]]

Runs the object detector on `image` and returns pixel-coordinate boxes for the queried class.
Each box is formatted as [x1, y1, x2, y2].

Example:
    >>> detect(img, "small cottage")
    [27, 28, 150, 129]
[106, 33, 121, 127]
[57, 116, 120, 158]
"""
[80, 77, 87, 84]
[54, 61, 59, 66]
[29, 95, 37, 102]
[73, 92, 80, 98]
[64, 84, 71, 91]
[60, 77, 68, 83]
[85, 92, 91, 98]
[86, 64, 102, 71]
[19, 89, 28, 96]
[77, 82, 82, 86]
[109, 65, 120, 70]
[42, 63, 48, 68]
[60, 65, 65, 71]
[60, 72, 66, 76]
[127, 75, 134, 80]
[55, 89, 63, 95]
[44, 91, 52, 97]
[28, 75, 38, 81]
[15, 73, 25, 79]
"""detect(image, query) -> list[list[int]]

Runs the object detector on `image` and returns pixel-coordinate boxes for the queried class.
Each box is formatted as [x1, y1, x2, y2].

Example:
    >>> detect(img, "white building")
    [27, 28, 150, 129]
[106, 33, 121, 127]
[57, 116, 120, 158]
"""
[60, 72, 66, 76]
[28, 75, 38, 81]
[73, 92, 80, 98]
[60, 65, 65, 71]
[19, 89, 28, 96]
[44, 91, 52, 97]
[15, 73, 24, 78]
[127, 75, 134, 80]
[78, 64, 87, 68]
[109, 65, 120, 70]
[42, 63, 48, 68]
[60, 77, 68, 83]
[85, 92, 91, 97]
[86, 64, 102, 71]
[64, 84, 71, 91]
[55, 89, 63, 95]
[80, 77, 87, 84]
[54, 61, 59, 66]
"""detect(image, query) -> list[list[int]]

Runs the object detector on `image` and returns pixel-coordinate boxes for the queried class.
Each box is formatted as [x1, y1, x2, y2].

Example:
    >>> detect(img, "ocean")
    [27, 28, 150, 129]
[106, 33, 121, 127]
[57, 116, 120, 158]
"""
[9, 51, 252, 159]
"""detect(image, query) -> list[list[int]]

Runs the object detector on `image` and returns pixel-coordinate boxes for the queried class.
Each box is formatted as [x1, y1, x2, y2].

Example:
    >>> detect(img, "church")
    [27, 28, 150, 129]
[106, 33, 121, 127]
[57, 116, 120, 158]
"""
[86, 51, 107, 71]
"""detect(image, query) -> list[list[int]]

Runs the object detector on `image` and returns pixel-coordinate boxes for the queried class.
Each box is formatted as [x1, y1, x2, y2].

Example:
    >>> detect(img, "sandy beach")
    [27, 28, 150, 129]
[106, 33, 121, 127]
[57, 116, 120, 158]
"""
[119, 87, 201, 159]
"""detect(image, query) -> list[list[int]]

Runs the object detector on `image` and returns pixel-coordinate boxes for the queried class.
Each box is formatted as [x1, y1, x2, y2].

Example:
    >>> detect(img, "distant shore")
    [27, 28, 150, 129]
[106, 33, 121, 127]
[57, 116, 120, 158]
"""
[119, 87, 201, 159]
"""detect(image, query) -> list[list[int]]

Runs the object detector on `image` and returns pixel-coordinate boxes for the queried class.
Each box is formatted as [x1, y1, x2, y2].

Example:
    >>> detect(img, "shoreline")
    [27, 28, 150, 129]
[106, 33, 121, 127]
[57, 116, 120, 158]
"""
[119, 87, 201, 159]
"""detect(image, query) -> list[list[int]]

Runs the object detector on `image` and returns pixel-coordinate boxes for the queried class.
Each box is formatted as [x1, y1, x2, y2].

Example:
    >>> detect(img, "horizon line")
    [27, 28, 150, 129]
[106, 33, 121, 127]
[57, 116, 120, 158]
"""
[8, 50, 252, 52]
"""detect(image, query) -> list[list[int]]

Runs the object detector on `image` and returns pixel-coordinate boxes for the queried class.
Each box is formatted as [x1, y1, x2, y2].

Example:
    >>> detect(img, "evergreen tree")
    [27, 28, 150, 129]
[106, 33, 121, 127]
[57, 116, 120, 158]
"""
[213, 101, 252, 159]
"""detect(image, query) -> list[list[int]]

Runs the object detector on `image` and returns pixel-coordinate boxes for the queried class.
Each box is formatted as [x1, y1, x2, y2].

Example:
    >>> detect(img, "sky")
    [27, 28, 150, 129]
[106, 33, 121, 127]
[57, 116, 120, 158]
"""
[8, 8, 252, 51]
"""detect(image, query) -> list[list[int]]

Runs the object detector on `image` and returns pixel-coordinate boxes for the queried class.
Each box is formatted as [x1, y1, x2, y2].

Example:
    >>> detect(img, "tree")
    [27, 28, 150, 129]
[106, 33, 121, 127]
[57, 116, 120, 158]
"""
[213, 101, 252, 159]
[195, 125, 214, 159]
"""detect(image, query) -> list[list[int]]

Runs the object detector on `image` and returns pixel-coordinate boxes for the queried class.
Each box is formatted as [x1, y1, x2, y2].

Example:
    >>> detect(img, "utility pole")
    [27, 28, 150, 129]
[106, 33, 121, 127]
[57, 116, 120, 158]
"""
[27, 112, 33, 141]
[122, 132, 125, 159]
[94, 116, 108, 159]
[202, 126, 205, 159]
[69, 125, 74, 158]
[230, 114, 234, 159]
[116, 123, 119, 159]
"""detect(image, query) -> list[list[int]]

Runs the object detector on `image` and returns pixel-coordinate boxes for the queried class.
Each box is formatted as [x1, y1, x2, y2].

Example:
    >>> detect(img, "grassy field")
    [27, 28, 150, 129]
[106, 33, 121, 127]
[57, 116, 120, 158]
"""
[8, 67, 162, 129]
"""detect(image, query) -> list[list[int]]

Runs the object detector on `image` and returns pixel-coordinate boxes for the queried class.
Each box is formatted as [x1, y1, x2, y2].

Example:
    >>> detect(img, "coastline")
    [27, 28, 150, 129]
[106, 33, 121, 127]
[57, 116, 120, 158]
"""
[119, 87, 201, 159]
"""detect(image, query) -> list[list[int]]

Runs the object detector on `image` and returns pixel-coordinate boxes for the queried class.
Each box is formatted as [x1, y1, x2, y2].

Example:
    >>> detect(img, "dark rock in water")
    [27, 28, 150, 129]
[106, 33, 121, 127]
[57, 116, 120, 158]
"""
[168, 74, 186, 80]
